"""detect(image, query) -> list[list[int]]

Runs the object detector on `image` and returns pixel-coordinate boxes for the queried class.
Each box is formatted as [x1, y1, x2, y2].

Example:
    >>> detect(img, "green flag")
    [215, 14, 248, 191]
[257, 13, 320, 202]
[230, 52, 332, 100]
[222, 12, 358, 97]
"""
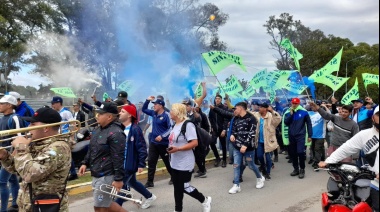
[318, 75, 349, 91]
[341, 78, 359, 105]
[280, 38, 303, 71]
[242, 84, 256, 99]
[118, 80, 139, 96]
[202, 51, 247, 75]
[309, 47, 343, 82]
[267, 70, 294, 90]
[50, 87, 76, 98]
[283, 82, 308, 94]
[250, 69, 267, 89]
[103, 93, 109, 101]
[362, 73, 379, 89]
[219, 75, 244, 95]
[194, 83, 203, 99]
[269, 89, 276, 103]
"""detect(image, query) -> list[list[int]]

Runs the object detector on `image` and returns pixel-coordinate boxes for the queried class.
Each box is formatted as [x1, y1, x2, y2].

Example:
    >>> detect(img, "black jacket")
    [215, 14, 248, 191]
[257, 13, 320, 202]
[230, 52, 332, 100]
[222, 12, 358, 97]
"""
[198, 108, 211, 133]
[73, 111, 86, 127]
[231, 112, 257, 152]
[208, 104, 229, 134]
[213, 107, 234, 120]
[82, 121, 126, 181]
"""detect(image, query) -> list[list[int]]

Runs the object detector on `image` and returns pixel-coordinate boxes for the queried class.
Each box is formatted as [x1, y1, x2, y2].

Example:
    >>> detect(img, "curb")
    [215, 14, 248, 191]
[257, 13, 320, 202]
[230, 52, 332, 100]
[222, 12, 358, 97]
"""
[67, 157, 217, 196]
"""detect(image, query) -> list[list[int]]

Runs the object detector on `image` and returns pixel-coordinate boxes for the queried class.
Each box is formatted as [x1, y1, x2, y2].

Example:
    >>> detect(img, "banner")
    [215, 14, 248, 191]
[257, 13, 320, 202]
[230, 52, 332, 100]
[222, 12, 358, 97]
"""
[202, 51, 247, 75]
[50, 87, 76, 98]
[267, 70, 294, 90]
[362, 73, 379, 89]
[283, 82, 308, 94]
[103, 93, 109, 101]
[320, 75, 349, 91]
[194, 82, 203, 99]
[250, 69, 267, 89]
[118, 80, 138, 96]
[242, 84, 256, 99]
[279, 38, 303, 71]
[309, 47, 343, 82]
[341, 78, 359, 105]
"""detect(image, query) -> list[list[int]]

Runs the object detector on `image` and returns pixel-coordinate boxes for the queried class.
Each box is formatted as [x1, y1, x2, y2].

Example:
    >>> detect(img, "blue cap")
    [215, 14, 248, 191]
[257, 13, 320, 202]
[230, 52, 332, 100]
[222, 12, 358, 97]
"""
[50, 96, 63, 104]
[152, 99, 165, 107]
[351, 99, 364, 104]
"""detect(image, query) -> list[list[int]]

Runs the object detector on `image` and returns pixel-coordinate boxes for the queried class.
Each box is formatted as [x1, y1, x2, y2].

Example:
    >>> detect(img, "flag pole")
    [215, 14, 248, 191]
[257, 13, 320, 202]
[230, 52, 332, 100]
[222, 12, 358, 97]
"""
[297, 71, 312, 101]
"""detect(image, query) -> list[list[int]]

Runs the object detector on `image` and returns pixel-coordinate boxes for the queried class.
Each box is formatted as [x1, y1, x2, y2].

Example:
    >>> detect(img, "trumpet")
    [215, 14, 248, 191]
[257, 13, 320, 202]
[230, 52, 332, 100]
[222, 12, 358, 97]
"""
[94, 184, 143, 205]
[0, 120, 80, 150]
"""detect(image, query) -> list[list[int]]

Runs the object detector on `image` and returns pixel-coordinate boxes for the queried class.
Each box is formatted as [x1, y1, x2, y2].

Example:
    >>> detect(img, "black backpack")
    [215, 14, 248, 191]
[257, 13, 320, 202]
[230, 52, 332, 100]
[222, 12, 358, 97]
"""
[177, 120, 212, 157]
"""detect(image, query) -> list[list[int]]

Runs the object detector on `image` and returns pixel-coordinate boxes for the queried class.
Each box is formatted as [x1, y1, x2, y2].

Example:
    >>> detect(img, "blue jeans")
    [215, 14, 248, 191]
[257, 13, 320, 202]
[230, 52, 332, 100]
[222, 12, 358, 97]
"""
[0, 168, 19, 211]
[115, 172, 152, 206]
[233, 149, 261, 185]
[257, 143, 272, 174]
[70, 159, 77, 176]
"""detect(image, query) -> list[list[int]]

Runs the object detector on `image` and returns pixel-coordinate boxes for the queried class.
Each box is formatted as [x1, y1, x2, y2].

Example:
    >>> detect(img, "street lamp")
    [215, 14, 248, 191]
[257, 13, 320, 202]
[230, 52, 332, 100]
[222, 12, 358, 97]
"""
[196, 14, 215, 32]
[345, 55, 365, 93]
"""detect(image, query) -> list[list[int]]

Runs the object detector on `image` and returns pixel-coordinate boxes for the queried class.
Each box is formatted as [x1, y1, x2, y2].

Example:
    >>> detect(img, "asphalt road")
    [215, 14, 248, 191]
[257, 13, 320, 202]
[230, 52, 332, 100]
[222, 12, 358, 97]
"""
[69, 153, 328, 212]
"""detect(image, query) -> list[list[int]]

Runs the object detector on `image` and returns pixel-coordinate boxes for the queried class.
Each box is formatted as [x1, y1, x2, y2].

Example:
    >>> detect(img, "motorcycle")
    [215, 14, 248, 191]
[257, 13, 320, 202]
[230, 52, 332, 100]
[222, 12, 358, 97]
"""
[72, 128, 91, 168]
[321, 163, 376, 212]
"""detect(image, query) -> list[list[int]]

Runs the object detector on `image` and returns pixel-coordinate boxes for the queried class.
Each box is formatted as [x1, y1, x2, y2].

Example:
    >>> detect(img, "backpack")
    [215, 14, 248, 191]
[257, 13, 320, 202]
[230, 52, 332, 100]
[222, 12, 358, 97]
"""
[177, 120, 212, 157]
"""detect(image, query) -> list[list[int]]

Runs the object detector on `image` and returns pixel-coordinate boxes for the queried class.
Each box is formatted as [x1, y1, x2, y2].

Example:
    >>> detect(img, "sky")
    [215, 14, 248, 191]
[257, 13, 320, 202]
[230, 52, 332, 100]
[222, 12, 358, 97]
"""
[10, 0, 379, 88]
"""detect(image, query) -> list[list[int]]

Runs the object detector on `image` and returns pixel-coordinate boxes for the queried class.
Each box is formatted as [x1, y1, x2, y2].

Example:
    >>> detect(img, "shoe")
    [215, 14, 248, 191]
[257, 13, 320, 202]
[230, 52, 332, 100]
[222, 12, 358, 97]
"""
[283, 151, 288, 155]
[265, 174, 271, 180]
[194, 172, 207, 178]
[271, 163, 275, 169]
[214, 159, 221, 167]
[68, 174, 78, 181]
[308, 159, 313, 164]
[144, 181, 154, 188]
[290, 169, 300, 176]
[141, 194, 157, 209]
[202, 196, 212, 212]
[228, 159, 233, 165]
[279, 150, 285, 154]
[312, 163, 320, 172]
[221, 160, 227, 168]
[299, 169, 305, 179]
[286, 155, 290, 159]
[239, 176, 243, 182]
[274, 156, 278, 162]
[168, 179, 173, 185]
[256, 176, 265, 189]
[228, 184, 241, 194]
[7, 205, 18, 212]
[287, 159, 293, 163]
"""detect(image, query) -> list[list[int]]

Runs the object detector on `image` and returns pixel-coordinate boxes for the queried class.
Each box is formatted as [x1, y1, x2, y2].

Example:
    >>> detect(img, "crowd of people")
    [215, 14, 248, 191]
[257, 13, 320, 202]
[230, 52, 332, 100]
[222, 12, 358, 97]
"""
[0, 87, 378, 212]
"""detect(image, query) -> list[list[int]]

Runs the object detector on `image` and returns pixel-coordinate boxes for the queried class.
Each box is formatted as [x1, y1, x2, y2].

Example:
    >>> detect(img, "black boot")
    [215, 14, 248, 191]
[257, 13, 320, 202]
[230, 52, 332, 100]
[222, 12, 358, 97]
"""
[299, 169, 305, 179]
[214, 158, 221, 167]
[290, 169, 299, 176]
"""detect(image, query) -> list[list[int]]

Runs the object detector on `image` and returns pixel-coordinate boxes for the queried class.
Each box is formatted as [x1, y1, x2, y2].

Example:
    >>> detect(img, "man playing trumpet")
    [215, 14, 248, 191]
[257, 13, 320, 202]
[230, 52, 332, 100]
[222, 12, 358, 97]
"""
[0, 107, 72, 212]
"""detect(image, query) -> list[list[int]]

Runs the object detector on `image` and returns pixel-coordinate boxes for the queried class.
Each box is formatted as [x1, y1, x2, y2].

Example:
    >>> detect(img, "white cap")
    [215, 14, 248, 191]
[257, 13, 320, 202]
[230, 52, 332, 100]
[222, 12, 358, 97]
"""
[0, 95, 17, 106]
[8, 91, 21, 100]
[374, 106, 379, 116]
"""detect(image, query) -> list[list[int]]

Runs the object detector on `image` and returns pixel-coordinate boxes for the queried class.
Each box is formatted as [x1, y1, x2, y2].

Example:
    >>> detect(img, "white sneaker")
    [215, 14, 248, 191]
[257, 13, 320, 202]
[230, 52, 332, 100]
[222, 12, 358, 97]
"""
[228, 184, 241, 194]
[141, 194, 157, 209]
[256, 176, 265, 189]
[202, 196, 212, 212]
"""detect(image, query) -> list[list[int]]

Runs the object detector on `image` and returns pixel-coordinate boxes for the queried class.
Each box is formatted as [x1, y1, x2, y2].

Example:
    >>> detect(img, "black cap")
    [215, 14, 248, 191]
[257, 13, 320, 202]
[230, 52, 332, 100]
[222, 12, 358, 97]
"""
[156, 95, 164, 101]
[182, 99, 194, 107]
[258, 102, 269, 108]
[95, 102, 119, 114]
[152, 99, 165, 107]
[351, 99, 364, 104]
[114, 98, 124, 106]
[117, 91, 128, 98]
[21, 107, 61, 123]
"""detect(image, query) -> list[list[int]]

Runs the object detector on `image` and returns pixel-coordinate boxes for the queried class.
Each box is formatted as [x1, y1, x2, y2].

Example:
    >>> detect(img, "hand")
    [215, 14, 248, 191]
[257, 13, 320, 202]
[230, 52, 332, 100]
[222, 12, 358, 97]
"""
[220, 130, 226, 137]
[78, 98, 83, 104]
[308, 138, 312, 143]
[290, 109, 294, 115]
[268, 106, 273, 112]
[230, 135, 235, 142]
[11, 136, 31, 148]
[331, 96, 337, 104]
[365, 97, 373, 104]
[137, 168, 144, 173]
[376, 174, 379, 180]
[309, 102, 319, 111]
[78, 165, 87, 176]
[112, 181, 123, 193]
[167, 146, 180, 154]
[155, 135, 162, 142]
[209, 104, 215, 109]
[91, 95, 97, 102]
[240, 146, 247, 153]
[0, 149, 8, 160]
[318, 161, 328, 168]
[147, 96, 155, 101]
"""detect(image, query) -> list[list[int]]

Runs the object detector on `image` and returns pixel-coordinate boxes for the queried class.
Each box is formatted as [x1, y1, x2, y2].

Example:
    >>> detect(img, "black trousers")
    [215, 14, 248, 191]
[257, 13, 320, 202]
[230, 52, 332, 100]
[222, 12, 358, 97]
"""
[172, 168, 205, 212]
[147, 143, 172, 183]
[211, 132, 227, 161]
[288, 136, 306, 170]
[311, 138, 325, 163]
[195, 147, 209, 173]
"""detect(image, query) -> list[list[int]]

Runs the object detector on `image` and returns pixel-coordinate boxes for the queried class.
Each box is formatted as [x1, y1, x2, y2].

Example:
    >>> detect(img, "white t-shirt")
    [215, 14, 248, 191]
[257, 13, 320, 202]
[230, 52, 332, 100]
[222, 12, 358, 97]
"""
[169, 121, 197, 171]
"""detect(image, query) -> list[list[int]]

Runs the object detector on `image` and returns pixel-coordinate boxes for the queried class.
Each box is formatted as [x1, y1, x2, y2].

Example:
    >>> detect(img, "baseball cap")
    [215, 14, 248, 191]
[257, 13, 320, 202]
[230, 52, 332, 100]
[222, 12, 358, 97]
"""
[351, 99, 364, 104]
[8, 91, 21, 100]
[114, 98, 125, 106]
[258, 102, 269, 108]
[291, 98, 301, 104]
[21, 107, 61, 123]
[117, 91, 128, 98]
[95, 102, 119, 114]
[156, 95, 164, 101]
[50, 96, 63, 104]
[316, 100, 322, 106]
[182, 99, 194, 107]
[152, 99, 165, 107]
[122, 104, 137, 118]
[0, 95, 17, 106]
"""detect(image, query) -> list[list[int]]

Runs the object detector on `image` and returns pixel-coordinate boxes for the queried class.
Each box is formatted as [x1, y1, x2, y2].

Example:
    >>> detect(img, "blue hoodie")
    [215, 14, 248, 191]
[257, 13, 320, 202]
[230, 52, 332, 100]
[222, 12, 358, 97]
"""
[284, 106, 312, 139]
[15, 101, 34, 117]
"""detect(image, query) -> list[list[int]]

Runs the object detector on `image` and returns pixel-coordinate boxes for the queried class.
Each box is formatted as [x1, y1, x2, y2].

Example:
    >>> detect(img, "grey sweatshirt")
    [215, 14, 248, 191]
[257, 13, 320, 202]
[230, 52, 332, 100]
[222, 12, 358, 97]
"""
[317, 108, 359, 147]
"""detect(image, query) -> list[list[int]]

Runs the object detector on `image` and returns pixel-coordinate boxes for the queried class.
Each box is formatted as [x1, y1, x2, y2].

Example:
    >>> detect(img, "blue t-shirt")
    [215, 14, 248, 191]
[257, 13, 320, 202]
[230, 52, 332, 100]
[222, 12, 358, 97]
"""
[308, 111, 326, 139]
[259, 117, 264, 143]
